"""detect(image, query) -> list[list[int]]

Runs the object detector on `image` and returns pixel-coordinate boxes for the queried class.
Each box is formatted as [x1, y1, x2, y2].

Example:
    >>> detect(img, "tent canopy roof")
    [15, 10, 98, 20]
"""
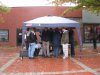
[23, 16, 80, 28]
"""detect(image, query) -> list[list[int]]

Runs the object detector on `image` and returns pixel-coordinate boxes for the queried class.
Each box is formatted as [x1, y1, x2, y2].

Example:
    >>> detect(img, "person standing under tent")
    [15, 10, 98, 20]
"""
[52, 28, 61, 57]
[27, 28, 37, 59]
[48, 28, 53, 52]
[61, 28, 69, 59]
[69, 29, 75, 57]
[34, 29, 42, 56]
[36, 29, 41, 43]
[41, 27, 51, 57]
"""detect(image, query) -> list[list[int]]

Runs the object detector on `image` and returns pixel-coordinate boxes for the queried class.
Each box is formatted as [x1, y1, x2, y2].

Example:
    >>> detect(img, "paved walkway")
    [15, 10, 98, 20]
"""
[0, 47, 100, 75]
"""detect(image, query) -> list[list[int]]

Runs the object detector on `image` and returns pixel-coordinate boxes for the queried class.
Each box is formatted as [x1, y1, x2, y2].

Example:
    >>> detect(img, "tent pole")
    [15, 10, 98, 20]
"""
[76, 27, 83, 58]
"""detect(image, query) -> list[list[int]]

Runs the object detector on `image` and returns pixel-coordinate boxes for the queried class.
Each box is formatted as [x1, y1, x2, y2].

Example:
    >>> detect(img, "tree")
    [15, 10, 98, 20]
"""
[51, 0, 100, 16]
[0, 2, 11, 23]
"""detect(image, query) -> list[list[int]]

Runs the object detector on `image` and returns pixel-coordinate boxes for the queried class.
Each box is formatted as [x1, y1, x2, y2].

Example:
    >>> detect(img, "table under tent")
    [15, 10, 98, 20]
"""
[21, 16, 83, 59]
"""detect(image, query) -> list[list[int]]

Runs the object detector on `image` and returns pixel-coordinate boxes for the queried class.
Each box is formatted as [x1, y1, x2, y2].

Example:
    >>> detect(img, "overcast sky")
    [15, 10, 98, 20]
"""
[0, 0, 77, 7]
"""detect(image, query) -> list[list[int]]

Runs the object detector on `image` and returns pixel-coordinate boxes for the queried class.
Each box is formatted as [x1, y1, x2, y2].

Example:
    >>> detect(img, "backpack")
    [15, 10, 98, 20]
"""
[28, 32, 37, 43]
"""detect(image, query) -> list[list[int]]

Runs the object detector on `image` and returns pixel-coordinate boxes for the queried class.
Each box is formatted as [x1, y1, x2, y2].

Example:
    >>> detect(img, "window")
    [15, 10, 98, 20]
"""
[0, 30, 9, 42]
[83, 24, 100, 43]
[96, 25, 100, 42]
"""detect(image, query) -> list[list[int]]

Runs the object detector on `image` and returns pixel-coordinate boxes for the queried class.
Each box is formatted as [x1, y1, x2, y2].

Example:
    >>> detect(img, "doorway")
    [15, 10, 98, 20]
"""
[17, 28, 22, 46]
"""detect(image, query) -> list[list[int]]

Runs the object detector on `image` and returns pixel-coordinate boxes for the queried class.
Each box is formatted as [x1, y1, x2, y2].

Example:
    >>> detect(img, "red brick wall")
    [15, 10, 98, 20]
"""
[0, 6, 82, 46]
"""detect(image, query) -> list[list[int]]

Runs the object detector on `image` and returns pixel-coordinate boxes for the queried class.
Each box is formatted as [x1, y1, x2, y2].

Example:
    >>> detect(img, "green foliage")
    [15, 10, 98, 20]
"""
[0, 2, 11, 23]
[0, 6, 11, 13]
[52, 0, 100, 15]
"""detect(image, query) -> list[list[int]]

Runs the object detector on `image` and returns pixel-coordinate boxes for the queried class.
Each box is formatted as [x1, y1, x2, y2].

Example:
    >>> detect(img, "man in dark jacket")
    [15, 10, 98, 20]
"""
[52, 28, 61, 57]
[41, 27, 51, 57]
[69, 29, 75, 57]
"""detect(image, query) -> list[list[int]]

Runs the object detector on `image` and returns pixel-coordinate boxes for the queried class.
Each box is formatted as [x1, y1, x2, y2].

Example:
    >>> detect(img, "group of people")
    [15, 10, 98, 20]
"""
[24, 27, 75, 59]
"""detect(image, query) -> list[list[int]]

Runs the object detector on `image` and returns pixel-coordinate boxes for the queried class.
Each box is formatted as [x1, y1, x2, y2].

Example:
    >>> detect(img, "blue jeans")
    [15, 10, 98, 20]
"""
[54, 46, 59, 57]
[28, 43, 36, 58]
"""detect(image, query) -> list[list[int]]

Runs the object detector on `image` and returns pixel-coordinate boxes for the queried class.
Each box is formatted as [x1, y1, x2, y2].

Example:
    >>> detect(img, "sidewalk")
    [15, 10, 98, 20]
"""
[0, 46, 100, 75]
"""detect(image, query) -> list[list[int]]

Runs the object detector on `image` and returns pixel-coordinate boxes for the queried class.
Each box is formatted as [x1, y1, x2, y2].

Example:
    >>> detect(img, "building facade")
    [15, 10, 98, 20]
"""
[82, 10, 100, 44]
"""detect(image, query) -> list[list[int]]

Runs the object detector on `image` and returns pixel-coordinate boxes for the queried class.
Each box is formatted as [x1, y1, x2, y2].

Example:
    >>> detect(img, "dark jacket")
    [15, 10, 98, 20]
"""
[41, 30, 50, 42]
[49, 29, 53, 42]
[27, 32, 37, 43]
[69, 29, 74, 44]
[52, 30, 61, 46]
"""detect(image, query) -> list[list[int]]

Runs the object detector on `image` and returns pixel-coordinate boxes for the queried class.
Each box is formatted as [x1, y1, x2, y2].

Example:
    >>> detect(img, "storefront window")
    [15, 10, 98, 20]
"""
[0, 30, 9, 42]
[83, 25, 100, 43]
[96, 25, 100, 42]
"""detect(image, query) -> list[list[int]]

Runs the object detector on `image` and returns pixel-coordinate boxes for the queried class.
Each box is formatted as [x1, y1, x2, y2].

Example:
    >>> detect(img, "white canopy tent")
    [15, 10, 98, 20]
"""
[22, 16, 82, 51]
